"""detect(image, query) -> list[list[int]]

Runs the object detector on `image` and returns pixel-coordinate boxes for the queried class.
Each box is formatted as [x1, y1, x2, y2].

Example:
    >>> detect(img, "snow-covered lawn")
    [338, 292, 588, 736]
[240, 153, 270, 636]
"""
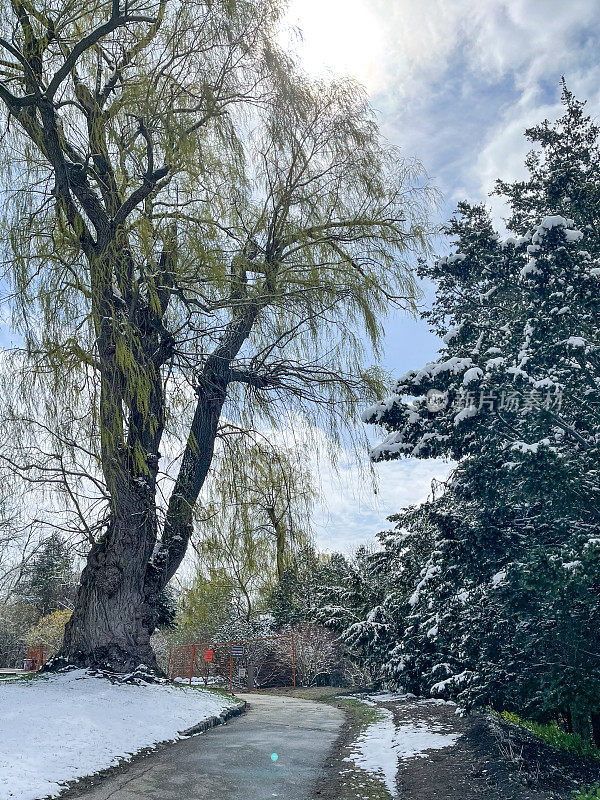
[0, 670, 237, 800]
[345, 697, 460, 798]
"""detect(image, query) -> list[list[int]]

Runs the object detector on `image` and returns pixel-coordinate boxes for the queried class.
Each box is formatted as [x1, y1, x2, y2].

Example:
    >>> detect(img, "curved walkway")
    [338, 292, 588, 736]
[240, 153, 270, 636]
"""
[71, 693, 345, 800]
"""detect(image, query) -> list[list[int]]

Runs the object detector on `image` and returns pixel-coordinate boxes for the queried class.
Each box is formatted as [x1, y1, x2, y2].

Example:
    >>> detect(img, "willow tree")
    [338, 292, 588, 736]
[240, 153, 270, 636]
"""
[0, 0, 429, 673]
[193, 439, 315, 619]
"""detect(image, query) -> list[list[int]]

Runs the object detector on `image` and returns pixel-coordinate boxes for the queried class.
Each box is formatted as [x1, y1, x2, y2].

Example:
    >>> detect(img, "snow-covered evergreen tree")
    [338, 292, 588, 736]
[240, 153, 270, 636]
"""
[315, 547, 391, 676]
[358, 86, 600, 736]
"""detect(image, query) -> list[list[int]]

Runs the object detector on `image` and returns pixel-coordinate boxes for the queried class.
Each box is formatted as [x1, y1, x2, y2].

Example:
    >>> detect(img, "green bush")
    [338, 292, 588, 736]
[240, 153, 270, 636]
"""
[500, 712, 600, 761]
[573, 785, 600, 799]
[27, 609, 72, 654]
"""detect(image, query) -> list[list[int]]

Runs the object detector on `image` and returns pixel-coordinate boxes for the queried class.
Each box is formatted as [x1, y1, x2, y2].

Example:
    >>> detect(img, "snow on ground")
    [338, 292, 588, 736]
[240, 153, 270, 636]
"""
[365, 691, 457, 707]
[0, 670, 236, 800]
[365, 691, 406, 703]
[173, 676, 223, 686]
[345, 699, 460, 798]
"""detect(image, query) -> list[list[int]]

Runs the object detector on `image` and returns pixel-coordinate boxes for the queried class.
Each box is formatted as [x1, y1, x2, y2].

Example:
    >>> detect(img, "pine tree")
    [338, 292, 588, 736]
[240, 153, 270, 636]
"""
[16, 533, 77, 617]
[359, 86, 600, 733]
[268, 545, 326, 626]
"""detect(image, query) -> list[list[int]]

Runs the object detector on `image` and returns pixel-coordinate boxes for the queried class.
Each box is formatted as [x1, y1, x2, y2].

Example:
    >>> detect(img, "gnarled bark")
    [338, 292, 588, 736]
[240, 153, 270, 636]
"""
[56, 484, 159, 673]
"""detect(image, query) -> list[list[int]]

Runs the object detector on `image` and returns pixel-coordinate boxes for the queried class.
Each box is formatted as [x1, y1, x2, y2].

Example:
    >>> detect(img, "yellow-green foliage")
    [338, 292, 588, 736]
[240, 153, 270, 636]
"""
[501, 712, 600, 760]
[0, 0, 433, 582]
[194, 440, 316, 615]
[175, 571, 234, 643]
[27, 610, 72, 653]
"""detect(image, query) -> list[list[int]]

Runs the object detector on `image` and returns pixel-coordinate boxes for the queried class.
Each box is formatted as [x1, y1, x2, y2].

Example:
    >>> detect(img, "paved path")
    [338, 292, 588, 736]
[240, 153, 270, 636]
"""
[72, 694, 345, 800]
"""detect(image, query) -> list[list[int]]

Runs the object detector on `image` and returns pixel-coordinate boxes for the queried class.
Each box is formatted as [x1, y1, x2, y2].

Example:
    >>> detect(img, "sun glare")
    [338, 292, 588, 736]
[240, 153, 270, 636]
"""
[284, 0, 385, 93]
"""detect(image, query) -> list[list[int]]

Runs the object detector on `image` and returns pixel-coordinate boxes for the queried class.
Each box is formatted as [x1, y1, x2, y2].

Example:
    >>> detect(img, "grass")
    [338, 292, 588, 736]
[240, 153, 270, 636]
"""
[573, 785, 600, 799]
[205, 686, 242, 702]
[0, 671, 41, 683]
[263, 689, 385, 726]
[500, 712, 600, 761]
[268, 689, 345, 703]
[336, 697, 385, 728]
[333, 698, 393, 799]
[261, 686, 355, 703]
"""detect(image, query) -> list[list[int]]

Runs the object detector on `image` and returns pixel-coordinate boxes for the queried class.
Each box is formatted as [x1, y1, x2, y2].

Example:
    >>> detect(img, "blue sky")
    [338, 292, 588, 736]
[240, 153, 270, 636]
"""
[285, 0, 600, 551]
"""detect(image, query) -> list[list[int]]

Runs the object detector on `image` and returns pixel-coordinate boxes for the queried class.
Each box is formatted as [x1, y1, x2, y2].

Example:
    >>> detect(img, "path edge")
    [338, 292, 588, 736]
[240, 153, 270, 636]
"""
[180, 698, 247, 736]
[54, 698, 246, 799]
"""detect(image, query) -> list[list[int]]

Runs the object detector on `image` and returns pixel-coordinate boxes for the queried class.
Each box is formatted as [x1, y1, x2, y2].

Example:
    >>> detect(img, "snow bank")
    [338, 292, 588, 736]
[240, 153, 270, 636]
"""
[0, 670, 236, 800]
[345, 704, 459, 797]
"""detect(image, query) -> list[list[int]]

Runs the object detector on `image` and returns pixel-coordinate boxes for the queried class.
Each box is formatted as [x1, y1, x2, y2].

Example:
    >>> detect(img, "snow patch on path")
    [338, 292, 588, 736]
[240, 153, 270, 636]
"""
[0, 670, 236, 800]
[345, 701, 460, 797]
[364, 691, 457, 707]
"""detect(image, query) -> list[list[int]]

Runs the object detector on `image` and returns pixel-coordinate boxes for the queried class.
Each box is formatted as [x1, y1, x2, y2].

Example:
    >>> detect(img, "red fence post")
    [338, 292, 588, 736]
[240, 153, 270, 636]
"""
[189, 644, 196, 687]
[172, 636, 295, 692]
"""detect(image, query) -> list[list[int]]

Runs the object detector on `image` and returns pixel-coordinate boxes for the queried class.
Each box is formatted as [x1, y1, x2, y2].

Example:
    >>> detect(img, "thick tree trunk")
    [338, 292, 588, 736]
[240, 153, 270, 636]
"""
[52, 484, 159, 674]
[51, 310, 255, 675]
[52, 391, 226, 675]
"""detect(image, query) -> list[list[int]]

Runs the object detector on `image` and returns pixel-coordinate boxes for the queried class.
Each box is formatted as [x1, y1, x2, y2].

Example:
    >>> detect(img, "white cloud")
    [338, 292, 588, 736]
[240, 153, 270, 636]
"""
[366, 0, 597, 94]
[258, 418, 454, 554]
[312, 451, 454, 553]
[471, 75, 600, 227]
[192, 4, 600, 557]
[469, 95, 559, 227]
[358, 0, 600, 224]
[199, 3, 599, 558]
